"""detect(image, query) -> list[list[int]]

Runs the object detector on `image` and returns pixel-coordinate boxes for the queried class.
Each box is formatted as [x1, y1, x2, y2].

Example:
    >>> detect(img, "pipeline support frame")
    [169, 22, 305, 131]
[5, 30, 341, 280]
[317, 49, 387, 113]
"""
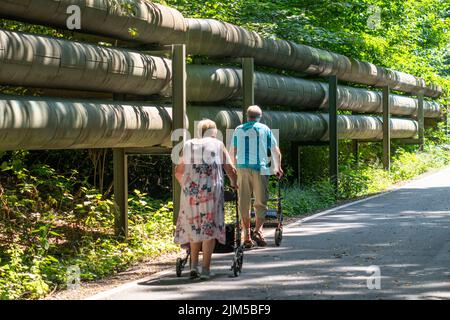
[112, 51, 256, 237]
[112, 44, 186, 238]
[329, 76, 338, 193]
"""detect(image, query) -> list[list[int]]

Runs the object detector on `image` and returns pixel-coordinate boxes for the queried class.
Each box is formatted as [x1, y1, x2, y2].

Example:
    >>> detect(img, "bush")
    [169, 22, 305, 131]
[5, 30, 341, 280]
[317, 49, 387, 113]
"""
[283, 180, 336, 216]
[0, 155, 178, 300]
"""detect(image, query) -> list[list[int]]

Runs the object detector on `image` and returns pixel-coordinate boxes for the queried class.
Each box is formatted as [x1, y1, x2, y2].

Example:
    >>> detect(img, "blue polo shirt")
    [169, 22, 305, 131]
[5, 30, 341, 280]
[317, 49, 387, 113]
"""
[232, 121, 278, 173]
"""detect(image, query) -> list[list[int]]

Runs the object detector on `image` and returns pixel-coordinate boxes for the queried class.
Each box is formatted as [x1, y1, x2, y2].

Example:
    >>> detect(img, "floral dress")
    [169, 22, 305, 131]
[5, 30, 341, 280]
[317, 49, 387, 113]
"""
[174, 138, 226, 247]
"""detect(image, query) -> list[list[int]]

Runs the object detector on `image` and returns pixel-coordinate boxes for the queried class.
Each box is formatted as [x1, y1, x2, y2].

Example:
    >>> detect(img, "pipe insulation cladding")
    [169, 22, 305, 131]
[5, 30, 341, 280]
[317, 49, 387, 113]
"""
[0, 0, 187, 45]
[189, 106, 418, 141]
[0, 30, 172, 96]
[0, 96, 418, 151]
[0, 30, 442, 118]
[0, 96, 174, 150]
[0, 0, 442, 98]
[181, 65, 441, 118]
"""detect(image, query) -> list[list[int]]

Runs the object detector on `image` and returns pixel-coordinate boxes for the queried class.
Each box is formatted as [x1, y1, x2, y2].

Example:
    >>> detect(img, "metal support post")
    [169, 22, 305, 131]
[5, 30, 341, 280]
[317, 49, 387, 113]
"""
[352, 140, 359, 167]
[328, 76, 338, 193]
[172, 44, 187, 225]
[242, 57, 254, 123]
[417, 92, 424, 151]
[382, 86, 391, 171]
[291, 142, 301, 183]
[112, 93, 128, 238]
[113, 148, 128, 238]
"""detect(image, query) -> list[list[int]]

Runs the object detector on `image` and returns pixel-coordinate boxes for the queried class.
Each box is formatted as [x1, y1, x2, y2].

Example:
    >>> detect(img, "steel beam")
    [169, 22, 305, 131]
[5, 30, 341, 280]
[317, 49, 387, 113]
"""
[112, 93, 128, 238]
[383, 86, 391, 171]
[242, 57, 255, 123]
[352, 140, 359, 167]
[172, 44, 187, 225]
[329, 76, 338, 193]
[291, 142, 301, 183]
[125, 147, 172, 155]
[393, 138, 422, 144]
[417, 92, 425, 151]
[113, 148, 128, 239]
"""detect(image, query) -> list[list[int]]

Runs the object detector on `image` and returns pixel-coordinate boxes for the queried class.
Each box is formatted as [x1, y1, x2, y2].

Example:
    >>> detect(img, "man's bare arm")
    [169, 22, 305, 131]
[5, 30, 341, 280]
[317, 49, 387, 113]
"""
[229, 146, 237, 165]
[273, 146, 283, 178]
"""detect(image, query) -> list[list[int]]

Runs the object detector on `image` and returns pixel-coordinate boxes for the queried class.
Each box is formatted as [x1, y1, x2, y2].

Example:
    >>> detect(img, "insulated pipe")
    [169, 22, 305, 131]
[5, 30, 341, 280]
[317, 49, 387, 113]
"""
[185, 19, 442, 98]
[0, 0, 442, 98]
[0, 0, 187, 45]
[189, 106, 418, 141]
[320, 114, 418, 141]
[0, 30, 171, 96]
[0, 30, 441, 118]
[181, 65, 441, 118]
[0, 95, 173, 150]
[0, 96, 418, 150]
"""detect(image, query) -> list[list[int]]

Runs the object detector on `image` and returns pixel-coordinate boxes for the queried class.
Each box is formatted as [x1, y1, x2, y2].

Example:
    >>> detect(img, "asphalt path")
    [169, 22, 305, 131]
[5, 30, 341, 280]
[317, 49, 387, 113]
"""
[87, 166, 450, 300]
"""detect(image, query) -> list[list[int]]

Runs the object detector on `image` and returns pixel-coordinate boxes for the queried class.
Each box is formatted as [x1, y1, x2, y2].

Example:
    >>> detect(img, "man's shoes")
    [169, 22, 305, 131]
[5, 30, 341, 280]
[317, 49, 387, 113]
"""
[243, 239, 256, 249]
[252, 231, 267, 247]
[189, 268, 200, 279]
[200, 269, 213, 280]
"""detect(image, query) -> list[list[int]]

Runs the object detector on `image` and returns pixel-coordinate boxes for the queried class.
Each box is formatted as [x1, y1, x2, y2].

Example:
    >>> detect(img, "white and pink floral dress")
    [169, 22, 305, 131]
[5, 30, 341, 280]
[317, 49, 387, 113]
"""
[174, 137, 226, 247]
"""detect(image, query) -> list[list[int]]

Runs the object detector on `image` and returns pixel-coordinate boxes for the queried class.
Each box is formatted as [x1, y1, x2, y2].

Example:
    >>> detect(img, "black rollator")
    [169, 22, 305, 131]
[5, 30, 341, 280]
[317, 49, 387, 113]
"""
[231, 188, 244, 276]
[175, 180, 283, 277]
[175, 187, 244, 277]
[274, 180, 284, 246]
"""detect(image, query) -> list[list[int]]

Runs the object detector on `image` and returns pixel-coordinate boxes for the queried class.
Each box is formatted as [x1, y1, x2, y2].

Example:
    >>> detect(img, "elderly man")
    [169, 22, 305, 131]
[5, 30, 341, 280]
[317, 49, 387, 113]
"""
[230, 105, 283, 248]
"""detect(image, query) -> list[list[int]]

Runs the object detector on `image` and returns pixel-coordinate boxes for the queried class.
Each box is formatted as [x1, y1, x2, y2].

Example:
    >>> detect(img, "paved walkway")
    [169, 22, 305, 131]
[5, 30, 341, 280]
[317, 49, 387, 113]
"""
[88, 167, 450, 300]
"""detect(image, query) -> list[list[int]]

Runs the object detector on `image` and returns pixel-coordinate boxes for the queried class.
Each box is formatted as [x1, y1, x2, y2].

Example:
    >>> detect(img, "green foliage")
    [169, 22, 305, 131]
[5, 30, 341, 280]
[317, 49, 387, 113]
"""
[283, 180, 336, 216]
[0, 153, 178, 300]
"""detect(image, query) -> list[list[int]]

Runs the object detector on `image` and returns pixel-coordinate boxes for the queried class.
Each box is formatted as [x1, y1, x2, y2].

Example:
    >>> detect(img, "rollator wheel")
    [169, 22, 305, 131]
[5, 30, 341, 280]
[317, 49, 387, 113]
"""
[275, 228, 283, 247]
[232, 259, 239, 277]
[232, 248, 244, 277]
[238, 247, 244, 271]
[176, 258, 183, 277]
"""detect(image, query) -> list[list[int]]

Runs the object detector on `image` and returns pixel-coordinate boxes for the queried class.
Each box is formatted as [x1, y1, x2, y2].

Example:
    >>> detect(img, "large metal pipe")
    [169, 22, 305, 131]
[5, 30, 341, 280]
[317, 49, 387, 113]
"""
[0, 95, 173, 150]
[0, 0, 187, 45]
[0, 95, 417, 151]
[0, 0, 442, 98]
[185, 19, 442, 98]
[0, 30, 441, 118]
[0, 29, 171, 95]
[183, 65, 441, 117]
[189, 107, 418, 142]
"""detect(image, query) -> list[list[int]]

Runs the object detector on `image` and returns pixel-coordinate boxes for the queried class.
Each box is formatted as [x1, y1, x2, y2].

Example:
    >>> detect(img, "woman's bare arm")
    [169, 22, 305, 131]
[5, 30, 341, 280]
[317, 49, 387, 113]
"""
[174, 159, 185, 186]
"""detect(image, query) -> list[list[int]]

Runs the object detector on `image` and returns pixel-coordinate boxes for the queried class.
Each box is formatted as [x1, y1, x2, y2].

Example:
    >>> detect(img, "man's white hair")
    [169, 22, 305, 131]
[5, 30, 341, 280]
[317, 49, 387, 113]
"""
[246, 105, 263, 119]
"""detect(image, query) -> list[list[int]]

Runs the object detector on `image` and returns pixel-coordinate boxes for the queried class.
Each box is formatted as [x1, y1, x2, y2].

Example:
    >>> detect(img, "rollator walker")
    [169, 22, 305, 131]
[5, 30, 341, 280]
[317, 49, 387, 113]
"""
[175, 179, 283, 278]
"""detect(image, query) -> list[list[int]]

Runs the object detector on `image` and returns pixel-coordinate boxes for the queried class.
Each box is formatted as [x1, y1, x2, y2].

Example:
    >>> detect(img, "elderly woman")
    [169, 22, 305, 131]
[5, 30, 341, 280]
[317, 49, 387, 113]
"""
[174, 119, 237, 280]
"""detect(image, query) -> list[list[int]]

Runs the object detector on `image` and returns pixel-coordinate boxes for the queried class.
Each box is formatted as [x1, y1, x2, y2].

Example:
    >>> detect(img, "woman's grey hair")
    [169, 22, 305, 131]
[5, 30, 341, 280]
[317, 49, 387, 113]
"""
[247, 105, 263, 120]
[197, 119, 218, 138]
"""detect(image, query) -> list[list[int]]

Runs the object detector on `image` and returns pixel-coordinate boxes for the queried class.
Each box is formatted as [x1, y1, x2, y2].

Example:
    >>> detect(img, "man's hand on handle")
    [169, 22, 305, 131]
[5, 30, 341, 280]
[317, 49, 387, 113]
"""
[275, 167, 284, 179]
